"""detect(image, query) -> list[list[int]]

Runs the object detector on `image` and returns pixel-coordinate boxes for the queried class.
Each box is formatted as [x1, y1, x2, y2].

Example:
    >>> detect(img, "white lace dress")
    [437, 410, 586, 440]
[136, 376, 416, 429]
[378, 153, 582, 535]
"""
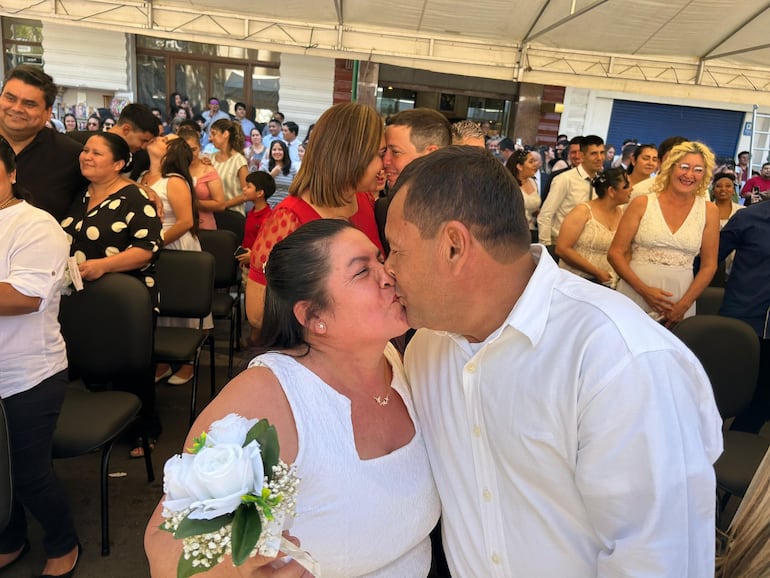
[617, 193, 706, 318]
[248, 344, 440, 578]
[558, 202, 618, 287]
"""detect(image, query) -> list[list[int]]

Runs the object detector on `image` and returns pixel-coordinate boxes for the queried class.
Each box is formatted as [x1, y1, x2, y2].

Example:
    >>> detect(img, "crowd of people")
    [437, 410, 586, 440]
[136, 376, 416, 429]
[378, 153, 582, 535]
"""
[2, 60, 770, 576]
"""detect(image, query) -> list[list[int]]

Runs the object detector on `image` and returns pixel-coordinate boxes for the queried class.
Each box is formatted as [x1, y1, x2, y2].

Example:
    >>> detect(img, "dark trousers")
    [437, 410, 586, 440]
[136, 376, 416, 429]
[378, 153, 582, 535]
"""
[731, 337, 770, 434]
[0, 370, 79, 557]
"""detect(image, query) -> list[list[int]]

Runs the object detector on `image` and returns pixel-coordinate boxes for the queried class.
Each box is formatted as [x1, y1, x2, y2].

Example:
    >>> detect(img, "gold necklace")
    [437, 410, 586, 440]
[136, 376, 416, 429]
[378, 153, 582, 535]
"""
[373, 363, 392, 407]
[0, 196, 18, 210]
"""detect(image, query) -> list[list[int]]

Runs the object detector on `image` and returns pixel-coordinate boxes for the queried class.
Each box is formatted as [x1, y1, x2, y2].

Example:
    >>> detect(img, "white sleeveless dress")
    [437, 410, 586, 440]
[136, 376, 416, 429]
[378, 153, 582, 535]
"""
[558, 202, 618, 287]
[248, 344, 440, 578]
[617, 193, 706, 318]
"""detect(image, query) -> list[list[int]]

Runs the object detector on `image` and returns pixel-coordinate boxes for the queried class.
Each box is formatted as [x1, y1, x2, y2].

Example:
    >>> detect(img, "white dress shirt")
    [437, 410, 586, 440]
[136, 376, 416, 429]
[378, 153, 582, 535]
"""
[1, 201, 69, 397]
[404, 246, 723, 578]
[537, 165, 593, 245]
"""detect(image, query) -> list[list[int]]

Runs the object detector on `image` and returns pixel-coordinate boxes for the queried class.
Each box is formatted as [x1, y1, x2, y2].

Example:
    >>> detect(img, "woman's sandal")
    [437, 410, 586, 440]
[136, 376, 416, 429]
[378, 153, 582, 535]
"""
[129, 438, 157, 459]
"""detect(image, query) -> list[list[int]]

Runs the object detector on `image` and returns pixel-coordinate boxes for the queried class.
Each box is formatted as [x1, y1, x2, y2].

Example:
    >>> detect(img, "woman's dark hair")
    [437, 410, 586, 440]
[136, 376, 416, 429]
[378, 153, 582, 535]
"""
[0, 136, 18, 198]
[268, 139, 292, 176]
[302, 123, 315, 147]
[592, 167, 628, 199]
[90, 132, 131, 171]
[210, 118, 244, 153]
[505, 149, 530, 185]
[628, 144, 657, 175]
[161, 137, 199, 236]
[713, 172, 736, 184]
[260, 219, 354, 349]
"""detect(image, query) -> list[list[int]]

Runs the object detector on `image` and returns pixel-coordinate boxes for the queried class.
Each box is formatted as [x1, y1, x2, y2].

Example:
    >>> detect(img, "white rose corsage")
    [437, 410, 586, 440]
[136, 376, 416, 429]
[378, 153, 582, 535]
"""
[160, 413, 319, 577]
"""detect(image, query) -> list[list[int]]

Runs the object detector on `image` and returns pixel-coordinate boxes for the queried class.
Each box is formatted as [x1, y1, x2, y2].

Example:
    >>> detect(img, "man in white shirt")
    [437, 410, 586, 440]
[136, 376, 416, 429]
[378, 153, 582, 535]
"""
[262, 118, 283, 152]
[384, 145, 723, 578]
[538, 135, 605, 247]
[233, 101, 255, 138]
[281, 121, 301, 163]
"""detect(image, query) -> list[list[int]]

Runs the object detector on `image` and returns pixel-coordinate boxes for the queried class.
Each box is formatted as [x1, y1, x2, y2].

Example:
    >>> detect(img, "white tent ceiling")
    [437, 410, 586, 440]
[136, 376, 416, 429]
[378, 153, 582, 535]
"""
[2, 0, 770, 105]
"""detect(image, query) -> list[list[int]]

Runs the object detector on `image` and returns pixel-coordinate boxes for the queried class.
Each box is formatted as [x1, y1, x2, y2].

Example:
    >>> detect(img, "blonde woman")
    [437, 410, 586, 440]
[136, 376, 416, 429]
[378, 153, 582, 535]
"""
[608, 141, 719, 327]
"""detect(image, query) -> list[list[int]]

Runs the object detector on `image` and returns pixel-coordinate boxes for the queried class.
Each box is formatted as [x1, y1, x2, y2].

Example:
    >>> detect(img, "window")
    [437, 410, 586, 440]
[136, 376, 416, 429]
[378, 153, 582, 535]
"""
[3, 17, 43, 70]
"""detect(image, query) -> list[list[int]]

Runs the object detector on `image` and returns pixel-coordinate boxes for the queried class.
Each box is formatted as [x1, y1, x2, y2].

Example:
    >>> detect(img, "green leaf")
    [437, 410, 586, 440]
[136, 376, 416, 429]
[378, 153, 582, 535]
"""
[174, 513, 231, 539]
[243, 419, 280, 481]
[243, 419, 269, 447]
[188, 431, 207, 454]
[177, 552, 212, 578]
[256, 425, 280, 481]
[231, 504, 262, 566]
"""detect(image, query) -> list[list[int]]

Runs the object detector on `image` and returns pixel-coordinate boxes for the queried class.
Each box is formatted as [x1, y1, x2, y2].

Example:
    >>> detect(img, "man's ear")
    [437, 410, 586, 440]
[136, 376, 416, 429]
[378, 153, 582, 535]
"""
[442, 220, 471, 272]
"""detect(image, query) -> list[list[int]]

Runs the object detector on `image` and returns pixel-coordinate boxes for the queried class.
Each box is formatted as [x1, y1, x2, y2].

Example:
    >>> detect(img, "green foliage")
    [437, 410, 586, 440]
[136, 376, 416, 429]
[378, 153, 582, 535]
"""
[188, 431, 208, 454]
[174, 514, 230, 539]
[244, 419, 280, 481]
[231, 504, 263, 566]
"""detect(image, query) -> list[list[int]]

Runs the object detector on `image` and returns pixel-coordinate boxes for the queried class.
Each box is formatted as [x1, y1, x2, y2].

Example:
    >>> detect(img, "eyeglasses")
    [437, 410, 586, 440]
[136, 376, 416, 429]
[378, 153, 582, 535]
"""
[676, 163, 705, 175]
[103, 122, 115, 128]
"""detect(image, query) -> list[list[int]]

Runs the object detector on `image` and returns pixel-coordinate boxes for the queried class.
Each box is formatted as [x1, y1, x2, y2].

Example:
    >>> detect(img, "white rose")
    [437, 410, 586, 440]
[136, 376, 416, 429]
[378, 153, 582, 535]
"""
[206, 413, 258, 446]
[187, 441, 264, 520]
[161, 453, 196, 513]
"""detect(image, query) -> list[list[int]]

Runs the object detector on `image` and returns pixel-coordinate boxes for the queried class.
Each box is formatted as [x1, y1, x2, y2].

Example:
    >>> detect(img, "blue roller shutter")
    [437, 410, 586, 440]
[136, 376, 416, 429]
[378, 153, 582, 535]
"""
[606, 100, 743, 158]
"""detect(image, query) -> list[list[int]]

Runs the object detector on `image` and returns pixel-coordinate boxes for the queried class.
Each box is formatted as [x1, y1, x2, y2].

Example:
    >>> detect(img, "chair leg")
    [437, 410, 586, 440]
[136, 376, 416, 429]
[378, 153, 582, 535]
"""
[190, 356, 200, 428]
[142, 434, 154, 483]
[208, 335, 216, 397]
[209, 332, 216, 399]
[100, 441, 115, 556]
[227, 311, 235, 378]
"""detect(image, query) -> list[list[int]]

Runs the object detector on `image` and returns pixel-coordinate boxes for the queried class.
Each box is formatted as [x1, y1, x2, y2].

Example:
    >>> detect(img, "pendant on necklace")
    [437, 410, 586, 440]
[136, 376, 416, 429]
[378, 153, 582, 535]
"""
[374, 394, 390, 407]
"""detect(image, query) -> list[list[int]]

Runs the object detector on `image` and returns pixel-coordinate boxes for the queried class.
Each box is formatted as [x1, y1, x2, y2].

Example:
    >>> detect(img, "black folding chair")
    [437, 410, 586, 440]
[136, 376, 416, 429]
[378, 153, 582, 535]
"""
[199, 229, 241, 378]
[57, 273, 155, 555]
[153, 249, 215, 425]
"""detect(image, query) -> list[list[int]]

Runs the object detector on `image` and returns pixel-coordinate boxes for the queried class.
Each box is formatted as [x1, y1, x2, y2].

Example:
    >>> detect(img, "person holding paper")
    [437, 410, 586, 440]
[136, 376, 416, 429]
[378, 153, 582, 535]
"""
[0, 136, 81, 577]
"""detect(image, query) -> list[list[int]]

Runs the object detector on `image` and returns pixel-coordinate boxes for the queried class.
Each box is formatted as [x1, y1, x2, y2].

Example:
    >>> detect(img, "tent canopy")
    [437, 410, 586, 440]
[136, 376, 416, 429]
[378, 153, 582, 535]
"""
[3, 0, 770, 105]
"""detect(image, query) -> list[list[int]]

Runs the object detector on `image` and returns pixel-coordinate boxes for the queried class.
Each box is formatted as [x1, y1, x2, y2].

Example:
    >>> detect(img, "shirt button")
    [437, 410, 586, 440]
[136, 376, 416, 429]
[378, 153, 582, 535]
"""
[491, 553, 501, 564]
[483, 489, 492, 502]
[466, 363, 477, 373]
[472, 425, 481, 437]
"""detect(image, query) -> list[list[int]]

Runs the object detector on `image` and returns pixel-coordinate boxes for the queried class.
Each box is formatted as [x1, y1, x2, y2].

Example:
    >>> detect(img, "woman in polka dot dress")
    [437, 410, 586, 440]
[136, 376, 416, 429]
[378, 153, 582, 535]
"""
[61, 132, 162, 307]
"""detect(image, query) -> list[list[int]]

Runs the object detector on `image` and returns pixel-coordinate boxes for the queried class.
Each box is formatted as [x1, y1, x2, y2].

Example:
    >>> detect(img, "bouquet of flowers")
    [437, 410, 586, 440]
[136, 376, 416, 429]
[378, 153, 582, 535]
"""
[160, 413, 317, 577]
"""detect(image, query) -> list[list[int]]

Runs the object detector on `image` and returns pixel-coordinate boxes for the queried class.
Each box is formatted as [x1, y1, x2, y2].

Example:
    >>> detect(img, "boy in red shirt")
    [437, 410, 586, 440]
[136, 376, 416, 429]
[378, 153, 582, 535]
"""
[237, 171, 274, 347]
[237, 171, 275, 269]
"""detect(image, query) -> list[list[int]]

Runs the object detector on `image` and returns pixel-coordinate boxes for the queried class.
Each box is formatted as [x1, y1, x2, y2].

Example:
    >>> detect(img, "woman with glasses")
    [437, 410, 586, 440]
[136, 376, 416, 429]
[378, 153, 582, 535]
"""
[556, 168, 630, 288]
[85, 114, 101, 131]
[101, 116, 116, 131]
[608, 141, 719, 327]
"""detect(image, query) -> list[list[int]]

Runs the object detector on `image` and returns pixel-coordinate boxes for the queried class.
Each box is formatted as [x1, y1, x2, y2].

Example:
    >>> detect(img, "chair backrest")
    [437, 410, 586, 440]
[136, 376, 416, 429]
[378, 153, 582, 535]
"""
[214, 210, 246, 246]
[697, 286, 725, 316]
[59, 273, 154, 383]
[198, 229, 240, 289]
[154, 249, 215, 319]
[0, 399, 11, 533]
[672, 315, 759, 418]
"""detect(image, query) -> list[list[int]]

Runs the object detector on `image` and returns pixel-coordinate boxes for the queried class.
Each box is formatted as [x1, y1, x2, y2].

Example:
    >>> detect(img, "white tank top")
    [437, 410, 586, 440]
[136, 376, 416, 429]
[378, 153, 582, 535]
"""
[248, 344, 440, 577]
